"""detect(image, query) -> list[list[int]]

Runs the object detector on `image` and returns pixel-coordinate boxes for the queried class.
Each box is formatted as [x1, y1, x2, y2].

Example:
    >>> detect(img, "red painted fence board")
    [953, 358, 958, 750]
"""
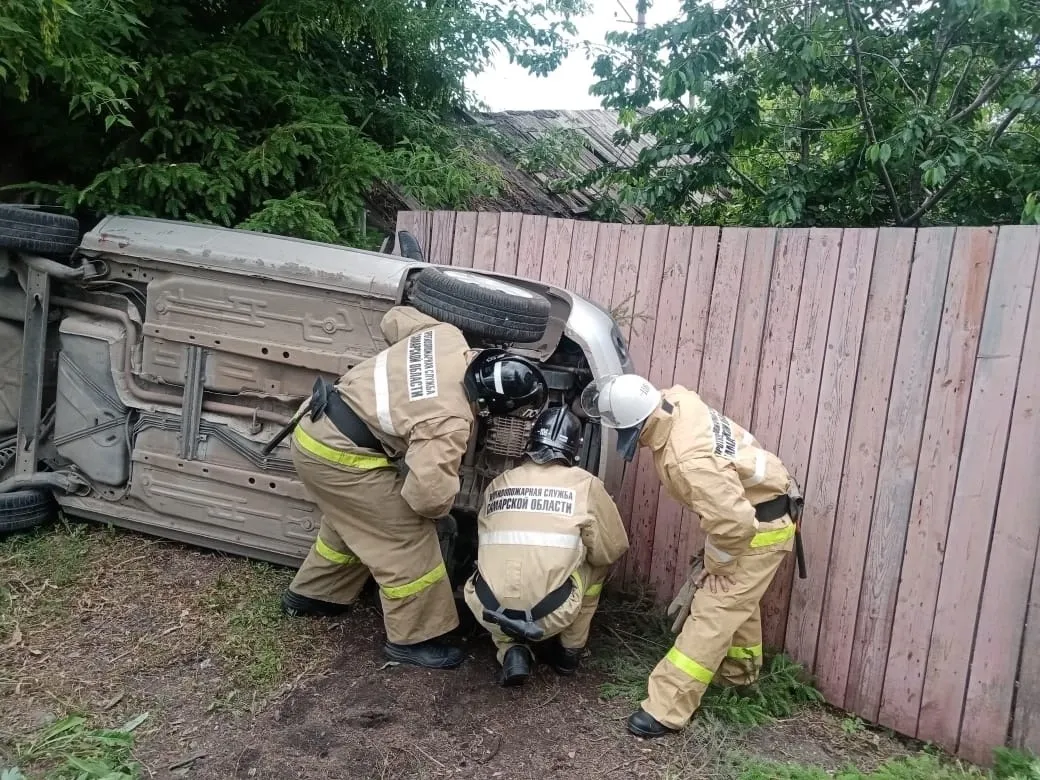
[814, 229, 914, 707]
[398, 211, 1040, 763]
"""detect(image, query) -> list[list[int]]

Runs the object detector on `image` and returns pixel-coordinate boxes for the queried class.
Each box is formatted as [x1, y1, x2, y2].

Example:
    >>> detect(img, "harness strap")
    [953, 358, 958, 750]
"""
[309, 376, 385, 454]
[754, 494, 790, 522]
[473, 571, 575, 622]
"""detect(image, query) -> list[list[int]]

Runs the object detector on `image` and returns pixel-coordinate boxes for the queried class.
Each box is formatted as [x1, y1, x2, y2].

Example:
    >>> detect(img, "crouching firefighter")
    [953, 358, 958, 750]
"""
[581, 375, 806, 738]
[274, 305, 548, 670]
[463, 405, 629, 686]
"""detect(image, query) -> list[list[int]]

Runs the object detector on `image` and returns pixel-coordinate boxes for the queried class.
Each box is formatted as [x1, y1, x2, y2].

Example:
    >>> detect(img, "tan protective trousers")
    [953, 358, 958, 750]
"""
[642, 543, 790, 729]
[463, 562, 607, 664]
[288, 442, 459, 645]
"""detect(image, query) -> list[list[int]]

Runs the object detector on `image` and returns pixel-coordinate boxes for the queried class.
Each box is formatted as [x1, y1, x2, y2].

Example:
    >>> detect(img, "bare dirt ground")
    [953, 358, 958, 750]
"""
[1, 522, 917, 780]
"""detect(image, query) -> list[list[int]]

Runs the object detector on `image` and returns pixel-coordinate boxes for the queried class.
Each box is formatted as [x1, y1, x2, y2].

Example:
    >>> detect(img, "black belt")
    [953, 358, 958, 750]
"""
[473, 571, 574, 643]
[308, 377, 385, 454]
[754, 493, 807, 580]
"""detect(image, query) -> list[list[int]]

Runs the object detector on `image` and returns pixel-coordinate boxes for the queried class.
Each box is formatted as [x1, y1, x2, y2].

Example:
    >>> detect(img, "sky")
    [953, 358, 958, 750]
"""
[465, 0, 685, 112]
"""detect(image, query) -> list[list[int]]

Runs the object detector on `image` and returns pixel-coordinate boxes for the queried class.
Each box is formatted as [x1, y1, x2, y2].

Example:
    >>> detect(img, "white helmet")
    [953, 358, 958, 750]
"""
[580, 374, 661, 461]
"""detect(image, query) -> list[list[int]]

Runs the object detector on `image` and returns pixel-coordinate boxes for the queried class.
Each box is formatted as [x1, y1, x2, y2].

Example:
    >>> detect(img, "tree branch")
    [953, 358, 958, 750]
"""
[842, 0, 903, 223]
[945, 50, 975, 118]
[720, 152, 767, 196]
[949, 37, 1039, 123]
[900, 77, 1040, 226]
[926, 20, 967, 107]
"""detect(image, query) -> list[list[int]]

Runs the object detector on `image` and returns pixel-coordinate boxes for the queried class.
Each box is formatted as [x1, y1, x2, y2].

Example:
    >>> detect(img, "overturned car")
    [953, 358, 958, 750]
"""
[0, 205, 632, 591]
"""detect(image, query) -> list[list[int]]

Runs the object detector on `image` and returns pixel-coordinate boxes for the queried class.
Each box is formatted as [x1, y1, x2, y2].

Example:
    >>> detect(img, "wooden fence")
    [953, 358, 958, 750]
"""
[395, 210, 1040, 764]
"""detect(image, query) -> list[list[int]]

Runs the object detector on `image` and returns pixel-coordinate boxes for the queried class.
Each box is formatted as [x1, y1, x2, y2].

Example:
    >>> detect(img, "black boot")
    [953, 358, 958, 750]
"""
[501, 646, 533, 687]
[551, 642, 583, 676]
[627, 708, 678, 738]
[383, 638, 465, 670]
[281, 589, 351, 618]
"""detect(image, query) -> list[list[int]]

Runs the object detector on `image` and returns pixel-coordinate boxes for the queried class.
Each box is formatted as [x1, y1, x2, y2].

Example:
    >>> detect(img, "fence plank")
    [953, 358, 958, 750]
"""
[725, 229, 777, 427]
[761, 228, 842, 650]
[642, 227, 697, 599]
[540, 218, 574, 289]
[876, 228, 995, 740]
[750, 229, 810, 452]
[450, 212, 479, 269]
[669, 227, 723, 598]
[848, 228, 955, 722]
[588, 223, 623, 311]
[814, 229, 915, 707]
[394, 211, 421, 254]
[785, 229, 876, 671]
[1015, 544, 1040, 755]
[515, 215, 549, 281]
[624, 226, 672, 587]
[428, 211, 456, 264]
[493, 212, 523, 276]
[918, 228, 1028, 757]
[472, 212, 500, 272]
[566, 221, 600, 300]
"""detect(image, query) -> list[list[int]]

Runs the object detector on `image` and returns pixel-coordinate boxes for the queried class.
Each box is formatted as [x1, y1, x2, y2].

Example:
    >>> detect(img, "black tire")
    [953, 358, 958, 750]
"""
[409, 268, 551, 343]
[0, 488, 57, 535]
[0, 205, 81, 257]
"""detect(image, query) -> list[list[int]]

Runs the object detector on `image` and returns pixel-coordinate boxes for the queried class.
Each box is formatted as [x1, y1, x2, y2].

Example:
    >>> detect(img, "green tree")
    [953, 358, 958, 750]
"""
[584, 0, 1040, 227]
[0, 0, 587, 243]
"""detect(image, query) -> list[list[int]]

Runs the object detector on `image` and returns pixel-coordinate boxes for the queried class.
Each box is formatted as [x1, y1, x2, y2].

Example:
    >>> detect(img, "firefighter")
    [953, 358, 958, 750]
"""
[281, 305, 548, 670]
[581, 374, 801, 737]
[463, 405, 629, 686]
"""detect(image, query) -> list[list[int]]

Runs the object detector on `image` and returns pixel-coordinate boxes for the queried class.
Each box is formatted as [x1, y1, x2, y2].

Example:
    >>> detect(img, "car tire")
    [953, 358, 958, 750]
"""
[409, 268, 551, 343]
[0, 205, 81, 257]
[0, 488, 57, 536]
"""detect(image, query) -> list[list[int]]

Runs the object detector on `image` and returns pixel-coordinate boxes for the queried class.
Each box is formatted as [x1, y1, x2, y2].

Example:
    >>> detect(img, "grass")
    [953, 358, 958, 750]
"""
[590, 590, 823, 726]
[725, 746, 1040, 780]
[2, 713, 148, 780]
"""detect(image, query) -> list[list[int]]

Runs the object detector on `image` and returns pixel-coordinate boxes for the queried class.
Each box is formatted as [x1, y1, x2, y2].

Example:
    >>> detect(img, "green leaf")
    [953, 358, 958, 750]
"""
[118, 712, 150, 733]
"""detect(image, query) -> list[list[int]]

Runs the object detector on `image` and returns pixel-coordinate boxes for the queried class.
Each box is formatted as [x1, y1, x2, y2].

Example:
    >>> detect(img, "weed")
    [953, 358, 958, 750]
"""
[842, 716, 866, 735]
[993, 747, 1040, 779]
[6, 713, 148, 780]
[591, 593, 822, 726]
[198, 560, 310, 690]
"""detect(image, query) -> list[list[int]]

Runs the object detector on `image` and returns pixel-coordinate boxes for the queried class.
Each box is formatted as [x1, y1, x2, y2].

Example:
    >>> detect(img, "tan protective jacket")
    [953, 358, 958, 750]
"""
[299, 306, 474, 519]
[475, 460, 629, 607]
[639, 385, 792, 574]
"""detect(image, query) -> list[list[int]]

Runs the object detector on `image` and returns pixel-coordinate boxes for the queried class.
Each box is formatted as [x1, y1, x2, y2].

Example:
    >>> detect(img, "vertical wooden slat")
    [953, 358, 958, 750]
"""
[876, 228, 995, 738]
[492, 212, 523, 275]
[642, 227, 696, 599]
[748, 229, 809, 643]
[724, 229, 777, 427]
[565, 221, 600, 300]
[588, 223, 622, 310]
[785, 229, 877, 671]
[609, 225, 647, 551]
[428, 211, 456, 264]
[622, 226, 670, 588]
[959, 229, 1040, 762]
[918, 229, 1027, 756]
[993, 229, 1040, 758]
[394, 211, 421, 253]
[539, 218, 574, 289]
[515, 215, 548, 281]
[414, 211, 433, 255]
[847, 227, 955, 721]
[668, 227, 722, 597]
[761, 228, 842, 650]
[813, 229, 915, 706]
[450, 212, 478, 269]
[472, 212, 500, 272]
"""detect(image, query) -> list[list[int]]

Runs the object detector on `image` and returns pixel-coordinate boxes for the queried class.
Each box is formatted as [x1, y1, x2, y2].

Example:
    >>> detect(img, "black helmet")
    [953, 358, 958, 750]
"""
[463, 349, 548, 417]
[527, 405, 583, 465]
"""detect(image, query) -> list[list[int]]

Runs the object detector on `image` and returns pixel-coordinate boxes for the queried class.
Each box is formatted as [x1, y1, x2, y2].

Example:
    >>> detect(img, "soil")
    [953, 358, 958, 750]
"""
[0, 525, 913, 780]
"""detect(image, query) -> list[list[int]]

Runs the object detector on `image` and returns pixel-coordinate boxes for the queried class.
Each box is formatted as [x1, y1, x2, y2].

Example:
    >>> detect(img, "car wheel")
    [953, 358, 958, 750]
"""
[0, 205, 81, 257]
[0, 488, 57, 536]
[408, 267, 551, 343]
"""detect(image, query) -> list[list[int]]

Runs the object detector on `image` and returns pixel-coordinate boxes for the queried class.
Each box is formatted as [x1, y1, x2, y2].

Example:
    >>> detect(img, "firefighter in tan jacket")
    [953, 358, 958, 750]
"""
[281, 305, 548, 670]
[582, 374, 801, 738]
[464, 405, 629, 686]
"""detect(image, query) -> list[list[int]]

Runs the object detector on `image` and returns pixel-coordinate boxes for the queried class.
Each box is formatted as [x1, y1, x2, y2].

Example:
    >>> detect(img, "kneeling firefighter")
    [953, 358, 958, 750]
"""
[582, 375, 806, 737]
[463, 405, 629, 686]
[279, 305, 548, 670]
